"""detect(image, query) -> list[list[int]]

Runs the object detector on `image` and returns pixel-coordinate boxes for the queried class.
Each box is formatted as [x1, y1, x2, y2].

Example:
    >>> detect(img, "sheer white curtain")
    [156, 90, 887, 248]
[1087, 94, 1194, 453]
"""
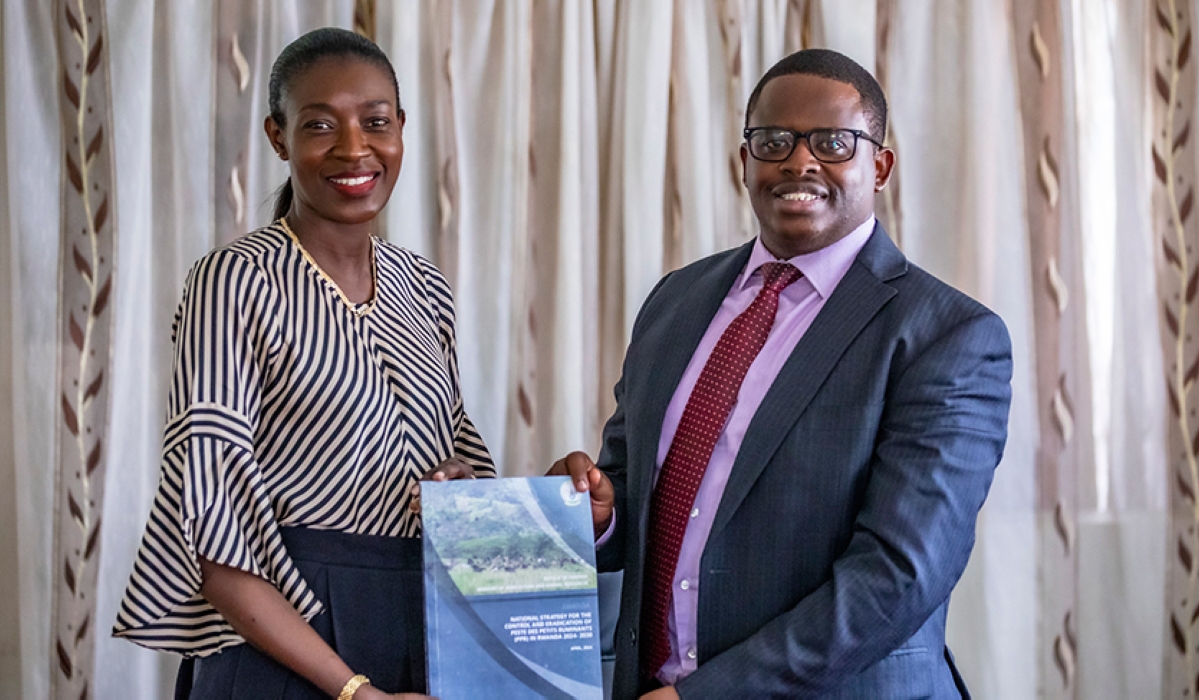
[885, 1, 1039, 697]
[4, 1, 76, 698]
[0, 1, 1174, 698]
[94, 3, 215, 696]
[0, 1, 21, 693]
[1071, 2, 1166, 698]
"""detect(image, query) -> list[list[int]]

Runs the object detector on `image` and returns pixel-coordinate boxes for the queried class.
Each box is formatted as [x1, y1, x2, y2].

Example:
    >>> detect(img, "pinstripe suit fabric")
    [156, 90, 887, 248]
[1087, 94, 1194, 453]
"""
[597, 225, 1011, 699]
[113, 224, 493, 657]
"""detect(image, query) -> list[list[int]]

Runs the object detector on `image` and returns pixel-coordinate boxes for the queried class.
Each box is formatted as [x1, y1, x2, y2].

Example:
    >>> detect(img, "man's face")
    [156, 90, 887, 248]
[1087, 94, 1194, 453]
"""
[741, 74, 894, 258]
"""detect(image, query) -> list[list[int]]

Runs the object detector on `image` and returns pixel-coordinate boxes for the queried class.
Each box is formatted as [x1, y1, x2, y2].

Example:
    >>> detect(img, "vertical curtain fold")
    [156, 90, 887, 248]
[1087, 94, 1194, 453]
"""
[93, 0, 215, 696]
[593, 0, 673, 425]
[49, 1, 120, 697]
[873, 0, 902, 247]
[1010, 1, 1091, 698]
[1153, 0, 1199, 697]
[7, 0, 68, 697]
[1070, 2, 1165, 698]
[214, 0, 260, 244]
[523, 0, 601, 471]
[0, 0, 19, 685]
[452, 0, 533, 474]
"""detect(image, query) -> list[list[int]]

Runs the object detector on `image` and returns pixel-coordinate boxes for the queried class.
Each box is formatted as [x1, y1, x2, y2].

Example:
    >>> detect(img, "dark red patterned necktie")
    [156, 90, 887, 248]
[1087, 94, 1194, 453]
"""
[641, 262, 802, 678]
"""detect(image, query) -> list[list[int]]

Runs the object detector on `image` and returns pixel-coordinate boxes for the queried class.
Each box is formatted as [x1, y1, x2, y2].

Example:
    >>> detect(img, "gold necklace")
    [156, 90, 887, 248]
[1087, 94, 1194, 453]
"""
[279, 218, 377, 317]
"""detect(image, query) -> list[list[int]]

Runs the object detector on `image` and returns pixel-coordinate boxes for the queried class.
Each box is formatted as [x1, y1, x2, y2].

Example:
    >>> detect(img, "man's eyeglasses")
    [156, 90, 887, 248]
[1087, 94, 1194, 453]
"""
[743, 127, 883, 164]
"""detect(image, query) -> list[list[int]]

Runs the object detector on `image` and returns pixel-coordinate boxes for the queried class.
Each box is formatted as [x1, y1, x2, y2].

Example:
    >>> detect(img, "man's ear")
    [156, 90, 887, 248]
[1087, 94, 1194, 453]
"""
[874, 147, 895, 191]
[264, 116, 288, 161]
[739, 142, 749, 188]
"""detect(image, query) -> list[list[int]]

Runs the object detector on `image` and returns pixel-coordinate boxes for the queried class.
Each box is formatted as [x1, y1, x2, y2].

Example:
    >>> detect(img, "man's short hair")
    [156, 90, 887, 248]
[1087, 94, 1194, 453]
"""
[745, 49, 888, 142]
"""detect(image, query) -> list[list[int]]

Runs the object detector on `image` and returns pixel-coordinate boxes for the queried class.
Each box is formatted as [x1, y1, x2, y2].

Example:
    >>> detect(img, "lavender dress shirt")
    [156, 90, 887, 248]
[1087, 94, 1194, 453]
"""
[600, 216, 876, 685]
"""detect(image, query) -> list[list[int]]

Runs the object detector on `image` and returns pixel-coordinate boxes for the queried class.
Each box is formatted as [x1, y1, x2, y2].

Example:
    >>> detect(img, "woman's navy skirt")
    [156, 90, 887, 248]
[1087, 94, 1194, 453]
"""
[178, 527, 426, 699]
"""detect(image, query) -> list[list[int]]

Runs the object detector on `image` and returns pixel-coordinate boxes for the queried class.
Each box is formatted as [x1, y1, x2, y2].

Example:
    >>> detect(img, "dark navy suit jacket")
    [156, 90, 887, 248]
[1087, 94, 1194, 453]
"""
[595, 225, 1012, 699]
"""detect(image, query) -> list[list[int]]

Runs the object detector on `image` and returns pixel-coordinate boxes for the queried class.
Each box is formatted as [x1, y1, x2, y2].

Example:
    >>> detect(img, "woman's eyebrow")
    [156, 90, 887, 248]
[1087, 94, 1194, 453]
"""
[298, 99, 393, 112]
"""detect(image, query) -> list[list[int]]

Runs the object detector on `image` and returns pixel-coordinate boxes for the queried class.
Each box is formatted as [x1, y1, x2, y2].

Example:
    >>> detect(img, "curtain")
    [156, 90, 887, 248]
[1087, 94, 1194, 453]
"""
[0, 1, 1172, 698]
[885, 1, 1040, 696]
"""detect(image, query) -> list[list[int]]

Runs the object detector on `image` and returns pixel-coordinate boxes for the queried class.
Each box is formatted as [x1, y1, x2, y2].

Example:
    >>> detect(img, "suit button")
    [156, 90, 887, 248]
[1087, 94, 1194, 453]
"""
[630, 629, 637, 644]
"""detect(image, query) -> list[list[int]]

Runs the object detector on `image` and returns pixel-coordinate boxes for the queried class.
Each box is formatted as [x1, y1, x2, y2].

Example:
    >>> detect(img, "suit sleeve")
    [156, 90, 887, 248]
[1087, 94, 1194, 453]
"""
[676, 310, 1013, 699]
[593, 271, 678, 572]
[594, 367, 630, 572]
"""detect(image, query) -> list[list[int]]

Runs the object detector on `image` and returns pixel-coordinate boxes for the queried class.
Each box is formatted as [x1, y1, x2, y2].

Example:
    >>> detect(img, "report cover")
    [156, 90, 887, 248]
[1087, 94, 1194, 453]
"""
[421, 476, 604, 699]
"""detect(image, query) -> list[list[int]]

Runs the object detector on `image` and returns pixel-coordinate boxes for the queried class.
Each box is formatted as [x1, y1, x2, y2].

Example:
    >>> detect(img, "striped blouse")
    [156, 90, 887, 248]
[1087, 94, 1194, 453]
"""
[112, 223, 494, 656]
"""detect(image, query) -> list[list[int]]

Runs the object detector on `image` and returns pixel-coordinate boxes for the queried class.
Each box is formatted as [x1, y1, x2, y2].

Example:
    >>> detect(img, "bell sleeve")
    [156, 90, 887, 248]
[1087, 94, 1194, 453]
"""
[113, 248, 322, 656]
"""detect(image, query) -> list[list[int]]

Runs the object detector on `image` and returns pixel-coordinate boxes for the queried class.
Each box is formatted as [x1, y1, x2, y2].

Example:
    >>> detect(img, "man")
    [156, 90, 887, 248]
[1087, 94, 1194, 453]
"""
[552, 49, 1011, 699]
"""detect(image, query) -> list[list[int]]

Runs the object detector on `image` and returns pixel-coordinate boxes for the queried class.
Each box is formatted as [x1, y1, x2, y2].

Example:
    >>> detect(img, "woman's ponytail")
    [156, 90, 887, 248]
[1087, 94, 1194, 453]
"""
[273, 178, 293, 223]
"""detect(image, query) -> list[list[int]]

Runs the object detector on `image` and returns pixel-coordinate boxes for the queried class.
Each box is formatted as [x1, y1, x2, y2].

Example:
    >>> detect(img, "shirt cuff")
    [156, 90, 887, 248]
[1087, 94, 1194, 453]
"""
[594, 508, 617, 548]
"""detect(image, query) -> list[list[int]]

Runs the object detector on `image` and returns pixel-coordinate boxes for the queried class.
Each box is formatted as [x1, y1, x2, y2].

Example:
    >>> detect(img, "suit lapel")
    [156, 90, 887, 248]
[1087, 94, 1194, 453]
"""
[628, 242, 755, 511]
[708, 227, 906, 541]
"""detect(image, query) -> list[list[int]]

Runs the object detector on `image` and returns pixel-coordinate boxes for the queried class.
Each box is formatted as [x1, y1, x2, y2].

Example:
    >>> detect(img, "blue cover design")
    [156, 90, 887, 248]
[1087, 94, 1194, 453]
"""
[422, 477, 604, 699]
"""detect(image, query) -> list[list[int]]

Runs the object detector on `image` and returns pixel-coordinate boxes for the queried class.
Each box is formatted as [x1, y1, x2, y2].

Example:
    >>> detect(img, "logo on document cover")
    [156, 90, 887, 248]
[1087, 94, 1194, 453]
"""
[560, 482, 583, 507]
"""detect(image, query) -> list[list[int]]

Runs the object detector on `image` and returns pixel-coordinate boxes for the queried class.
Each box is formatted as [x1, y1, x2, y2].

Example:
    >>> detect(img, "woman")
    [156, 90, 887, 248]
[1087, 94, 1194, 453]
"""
[113, 28, 493, 700]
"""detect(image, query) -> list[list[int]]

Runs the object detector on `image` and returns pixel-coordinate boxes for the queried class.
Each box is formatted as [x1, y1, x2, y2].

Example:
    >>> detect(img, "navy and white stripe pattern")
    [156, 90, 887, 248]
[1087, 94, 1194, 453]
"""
[113, 223, 493, 656]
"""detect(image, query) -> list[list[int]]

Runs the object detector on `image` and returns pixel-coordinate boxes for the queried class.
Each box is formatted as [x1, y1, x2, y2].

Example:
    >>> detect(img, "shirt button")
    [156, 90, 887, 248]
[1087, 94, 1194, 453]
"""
[690, 507, 699, 518]
[680, 580, 690, 590]
[687, 648, 698, 660]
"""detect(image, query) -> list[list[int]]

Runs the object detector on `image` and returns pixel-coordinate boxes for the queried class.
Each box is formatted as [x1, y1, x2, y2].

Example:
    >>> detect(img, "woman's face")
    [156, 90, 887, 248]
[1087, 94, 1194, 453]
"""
[266, 56, 404, 228]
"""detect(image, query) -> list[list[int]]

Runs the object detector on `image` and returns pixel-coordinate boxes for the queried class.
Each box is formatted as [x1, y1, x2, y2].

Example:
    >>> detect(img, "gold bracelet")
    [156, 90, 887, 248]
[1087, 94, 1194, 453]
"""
[337, 674, 371, 700]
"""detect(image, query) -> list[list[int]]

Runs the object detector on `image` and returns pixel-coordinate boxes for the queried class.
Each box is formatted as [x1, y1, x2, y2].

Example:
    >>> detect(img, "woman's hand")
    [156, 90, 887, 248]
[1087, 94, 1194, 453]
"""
[409, 457, 477, 513]
[355, 685, 437, 699]
[424, 457, 476, 481]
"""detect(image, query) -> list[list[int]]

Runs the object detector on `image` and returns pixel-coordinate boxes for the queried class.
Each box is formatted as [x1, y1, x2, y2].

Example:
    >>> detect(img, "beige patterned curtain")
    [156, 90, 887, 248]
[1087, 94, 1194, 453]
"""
[0, 1, 1178, 698]
[50, 1, 120, 696]
[1011, 0, 1092, 696]
[1155, 0, 1199, 696]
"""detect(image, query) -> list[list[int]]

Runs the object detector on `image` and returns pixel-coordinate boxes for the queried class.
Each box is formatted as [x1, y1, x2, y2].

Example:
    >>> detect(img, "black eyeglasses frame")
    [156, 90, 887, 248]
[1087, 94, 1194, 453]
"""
[742, 127, 885, 164]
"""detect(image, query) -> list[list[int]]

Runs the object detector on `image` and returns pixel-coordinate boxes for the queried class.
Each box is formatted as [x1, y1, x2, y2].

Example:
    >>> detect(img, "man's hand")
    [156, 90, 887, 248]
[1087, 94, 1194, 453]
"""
[547, 451, 614, 539]
[410, 457, 477, 513]
[638, 686, 679, 700]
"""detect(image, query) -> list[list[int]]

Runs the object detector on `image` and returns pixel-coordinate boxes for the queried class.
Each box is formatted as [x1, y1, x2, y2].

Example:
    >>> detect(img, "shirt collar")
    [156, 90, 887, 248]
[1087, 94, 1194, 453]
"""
[739, 216, 876, 298]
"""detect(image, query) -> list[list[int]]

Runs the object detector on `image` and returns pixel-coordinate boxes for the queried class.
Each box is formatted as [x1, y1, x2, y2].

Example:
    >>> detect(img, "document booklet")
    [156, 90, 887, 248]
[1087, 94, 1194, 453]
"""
[421, 476, 604, 699]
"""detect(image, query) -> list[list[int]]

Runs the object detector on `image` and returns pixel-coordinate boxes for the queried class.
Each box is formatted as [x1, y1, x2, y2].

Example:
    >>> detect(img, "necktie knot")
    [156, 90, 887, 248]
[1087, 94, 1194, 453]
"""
[759, 262, 801, 293]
